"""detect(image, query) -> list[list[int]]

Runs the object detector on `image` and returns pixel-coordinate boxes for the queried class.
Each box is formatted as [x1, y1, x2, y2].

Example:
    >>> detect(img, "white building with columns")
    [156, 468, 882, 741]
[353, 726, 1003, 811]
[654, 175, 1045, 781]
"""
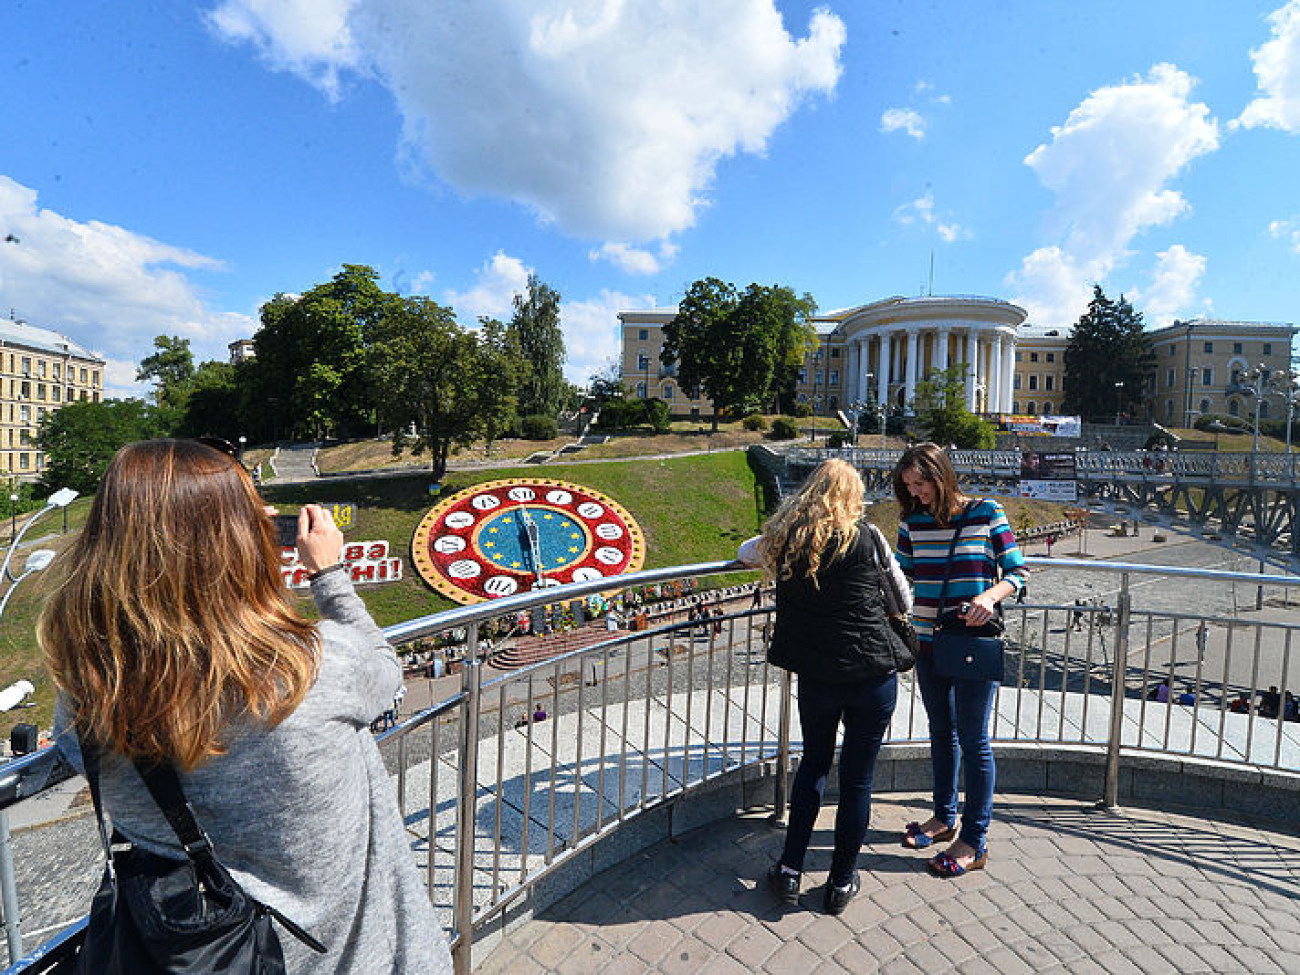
[620, 294, 1027, 418]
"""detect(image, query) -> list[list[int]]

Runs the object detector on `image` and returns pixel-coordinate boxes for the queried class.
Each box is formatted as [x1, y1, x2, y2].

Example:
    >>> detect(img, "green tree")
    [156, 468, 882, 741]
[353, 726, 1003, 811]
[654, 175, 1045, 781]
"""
[136, 335, 195, 406]
[178, 360, 244, 439]
[370, 296, 519, 479]
[1063, 286, 1156, 420]
[507, 274, 566, 419]
[250, 265, 392, 439]
[661, 278, 817, 430]
[37, 399, 164, 495]
[913, 365, 997, 448]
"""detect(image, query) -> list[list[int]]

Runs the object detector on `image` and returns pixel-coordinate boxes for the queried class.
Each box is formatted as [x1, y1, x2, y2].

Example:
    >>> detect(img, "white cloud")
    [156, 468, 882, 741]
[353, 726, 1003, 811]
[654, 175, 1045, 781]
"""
[588, 241, 679, 275]
[560, 289, 654, 384]
[892, 190, 968, 240]
[1008, 63, 1219, 327]
[880, 107, 926, 140]
[0, 175, 255, 367]
[1135, 244, 1207, 326]
[443, 251, 531, 323]
[208, 0, 846, 242]
[99, 357, 151, 401]
[1237, 0, 1300, 132]
[1269, 216, 1300, 252]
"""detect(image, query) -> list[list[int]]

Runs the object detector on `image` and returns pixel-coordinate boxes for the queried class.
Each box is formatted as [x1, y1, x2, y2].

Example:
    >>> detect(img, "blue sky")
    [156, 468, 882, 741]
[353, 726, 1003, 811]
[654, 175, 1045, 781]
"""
[2, 1, 1299, 398]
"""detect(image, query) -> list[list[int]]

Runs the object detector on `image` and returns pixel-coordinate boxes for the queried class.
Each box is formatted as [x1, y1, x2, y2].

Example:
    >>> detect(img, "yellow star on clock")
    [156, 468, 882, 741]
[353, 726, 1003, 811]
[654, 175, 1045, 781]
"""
[483, 540, 494, 548]
[569, 546, 579, 553]
[570, 532, 581, 540]
[488, 527, 499, 534]
[502, 517, 512, 524]
[510, 561, 522, 568]
[555, 557, 567, 565]
[543, 513, 553, 520]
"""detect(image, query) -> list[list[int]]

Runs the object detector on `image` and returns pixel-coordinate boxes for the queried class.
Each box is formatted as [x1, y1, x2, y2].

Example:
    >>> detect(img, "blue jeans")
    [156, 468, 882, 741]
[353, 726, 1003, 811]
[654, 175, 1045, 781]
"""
[915, 653, 997, 849]
[782, 673, 897, 885]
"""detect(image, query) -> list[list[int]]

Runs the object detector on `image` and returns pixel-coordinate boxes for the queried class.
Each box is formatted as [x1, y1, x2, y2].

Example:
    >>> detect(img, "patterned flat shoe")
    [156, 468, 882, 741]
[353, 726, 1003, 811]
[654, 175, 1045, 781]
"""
[902, 821, 957, 849]
[928, 846, 988, 878]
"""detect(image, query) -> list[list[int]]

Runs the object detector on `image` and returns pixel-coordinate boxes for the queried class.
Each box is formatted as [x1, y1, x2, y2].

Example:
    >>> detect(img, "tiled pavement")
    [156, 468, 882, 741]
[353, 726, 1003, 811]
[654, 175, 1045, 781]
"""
[478, 793, 1300, 974]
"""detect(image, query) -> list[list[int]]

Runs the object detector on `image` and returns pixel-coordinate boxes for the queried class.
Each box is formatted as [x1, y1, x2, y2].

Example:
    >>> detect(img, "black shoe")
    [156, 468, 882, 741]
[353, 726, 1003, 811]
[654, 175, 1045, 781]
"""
[766, 863, 799, 903]
[824, 872, 860, 915]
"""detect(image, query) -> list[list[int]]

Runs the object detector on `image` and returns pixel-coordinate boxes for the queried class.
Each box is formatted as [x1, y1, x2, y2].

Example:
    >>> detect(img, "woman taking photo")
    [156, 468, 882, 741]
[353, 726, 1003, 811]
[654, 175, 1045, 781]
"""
[738, 458, 911, 914]
[41, 439, 452, 974]
[892, 442, 1027, 878]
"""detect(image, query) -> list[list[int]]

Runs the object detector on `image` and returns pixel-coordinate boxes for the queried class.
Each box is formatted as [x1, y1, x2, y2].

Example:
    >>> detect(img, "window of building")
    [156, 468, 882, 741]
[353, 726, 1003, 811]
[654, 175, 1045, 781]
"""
[1013, 374, 1021, 390]
[1026, 401, 1036, 414]
[1203, 341, 1213, 354]
[1231, 368, 1241, 385]
[1234, 342, 1243, 354]
[1202, 367, 1212, 386]
[37, 383, 45, 400]
[636, 352, 649, 371]
[80, 368, 88, 383]
[1028, 375, 1038, 391]
[93, 370, 100, 386]
[1042, 401, 1052, 413]
[52, 363, 60, 380]
[1167, 368, 1175, 388]
[1012, 401, 1019, 412]
[663, 384, 674, 400]
[1199, 398, 1211, 414]
[1029, 352, 1039, 362]
[1165, 400, 1174, 419]
[21, 357, 31, 376]
[1046, 353, 1055, 363]
[1229, 399, 1240, 416]
[37, 361, 46, 377]
[52, 386, 60, 402]
[1264, 343, 1272, 355]
[1169, 346, 1176, 356]
[797, 369, 807, 384]
[638, 328, 648, 341]
[81, 390, 88, 401]
[19, 406, 28, 422]
[1045, 376, 1054, 391]
[635, 381, 646, 399]
[20, 381, 29, 398]
[66, 386, 74, 401]
[1015, 352, 1022, 362]
[19, 453, 28, 470]
[830, 348, 840, 358]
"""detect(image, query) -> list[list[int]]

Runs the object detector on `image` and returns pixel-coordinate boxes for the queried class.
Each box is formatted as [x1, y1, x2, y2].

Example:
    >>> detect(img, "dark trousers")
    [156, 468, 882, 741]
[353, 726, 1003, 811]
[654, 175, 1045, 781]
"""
[781, 672, 897, 885]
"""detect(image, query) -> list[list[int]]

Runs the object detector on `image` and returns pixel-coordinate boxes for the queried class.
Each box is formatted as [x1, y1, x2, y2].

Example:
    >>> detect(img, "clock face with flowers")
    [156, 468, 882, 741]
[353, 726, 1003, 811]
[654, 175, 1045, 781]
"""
[411, 478, 646, 604]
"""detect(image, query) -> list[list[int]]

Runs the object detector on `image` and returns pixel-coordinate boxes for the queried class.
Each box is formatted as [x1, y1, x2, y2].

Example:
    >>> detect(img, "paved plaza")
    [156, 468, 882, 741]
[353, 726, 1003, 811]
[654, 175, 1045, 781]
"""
[478, 793, 1300, 974]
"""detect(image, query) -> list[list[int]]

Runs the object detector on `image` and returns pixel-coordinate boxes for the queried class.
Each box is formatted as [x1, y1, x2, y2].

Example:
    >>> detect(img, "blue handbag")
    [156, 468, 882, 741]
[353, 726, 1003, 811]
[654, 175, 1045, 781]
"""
[930, 503, 1006, 683]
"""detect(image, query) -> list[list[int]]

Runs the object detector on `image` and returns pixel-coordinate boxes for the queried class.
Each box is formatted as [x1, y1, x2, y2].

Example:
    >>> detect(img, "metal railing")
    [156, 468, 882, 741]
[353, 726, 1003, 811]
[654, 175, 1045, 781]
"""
[3, 557, 1300, 974]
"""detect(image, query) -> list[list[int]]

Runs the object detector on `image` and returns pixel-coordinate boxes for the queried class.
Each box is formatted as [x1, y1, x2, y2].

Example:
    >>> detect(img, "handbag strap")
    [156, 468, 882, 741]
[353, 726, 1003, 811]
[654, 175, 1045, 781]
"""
[81, 740, 118, 878]
[866, 524, 906, 617]
[935, 500, 977, 616]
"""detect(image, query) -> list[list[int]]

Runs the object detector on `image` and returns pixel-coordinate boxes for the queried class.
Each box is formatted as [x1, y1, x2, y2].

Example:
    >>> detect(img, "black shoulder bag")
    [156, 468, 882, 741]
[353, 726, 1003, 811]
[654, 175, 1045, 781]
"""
[930, 502, 1006, 683]
[865, 524, 916, 672]
[72, 743, 326, 975]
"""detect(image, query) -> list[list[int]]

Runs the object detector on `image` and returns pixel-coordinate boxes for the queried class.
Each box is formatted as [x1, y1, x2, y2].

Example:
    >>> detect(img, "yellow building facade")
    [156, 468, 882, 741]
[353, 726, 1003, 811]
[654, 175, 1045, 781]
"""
[0, 319, 104, 478]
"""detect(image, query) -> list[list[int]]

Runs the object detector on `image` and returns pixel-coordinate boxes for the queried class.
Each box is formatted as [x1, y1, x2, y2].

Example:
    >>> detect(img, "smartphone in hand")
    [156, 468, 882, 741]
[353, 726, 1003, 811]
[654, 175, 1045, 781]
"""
[273, 514, 299, 549]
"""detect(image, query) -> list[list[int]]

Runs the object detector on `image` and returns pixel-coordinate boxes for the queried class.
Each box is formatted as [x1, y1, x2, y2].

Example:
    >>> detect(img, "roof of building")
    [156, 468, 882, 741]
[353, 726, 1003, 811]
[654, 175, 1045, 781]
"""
[1149, 317, 1297, 339]
[0, 319, 102, 362]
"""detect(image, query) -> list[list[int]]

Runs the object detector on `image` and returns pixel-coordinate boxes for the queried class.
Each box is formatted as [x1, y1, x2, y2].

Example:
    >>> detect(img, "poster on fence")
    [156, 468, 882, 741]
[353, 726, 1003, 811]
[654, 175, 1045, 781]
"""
[1004, 415, 1082, 438]
[1019, 450, 1078, 501]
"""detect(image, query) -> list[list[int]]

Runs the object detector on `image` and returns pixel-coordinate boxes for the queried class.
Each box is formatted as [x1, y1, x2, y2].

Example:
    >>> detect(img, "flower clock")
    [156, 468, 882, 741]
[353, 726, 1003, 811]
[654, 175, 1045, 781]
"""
[412, 478, 646, 604]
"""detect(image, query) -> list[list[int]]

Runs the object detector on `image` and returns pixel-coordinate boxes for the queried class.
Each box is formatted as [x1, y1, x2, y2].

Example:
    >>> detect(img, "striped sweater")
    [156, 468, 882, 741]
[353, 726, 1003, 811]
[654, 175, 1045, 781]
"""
[896, 498, 1028, 649]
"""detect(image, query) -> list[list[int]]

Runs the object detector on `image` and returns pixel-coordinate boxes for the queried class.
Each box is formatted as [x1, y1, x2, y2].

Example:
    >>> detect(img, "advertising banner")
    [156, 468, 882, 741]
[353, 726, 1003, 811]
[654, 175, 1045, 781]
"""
[1004, 415, 1082, 438]
[1019, 449, 1078, 501]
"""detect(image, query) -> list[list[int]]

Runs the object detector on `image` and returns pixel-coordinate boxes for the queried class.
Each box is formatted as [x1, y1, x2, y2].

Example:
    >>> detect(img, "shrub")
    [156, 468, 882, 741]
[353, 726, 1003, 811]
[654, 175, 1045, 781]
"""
[826, 432, 848, 450]
[769, 417, 799, 440]
[642, 398, 672, 432]
[519, 414, 559, 440]
[742, 414, 768, 432]
[793, 401, 814, 418]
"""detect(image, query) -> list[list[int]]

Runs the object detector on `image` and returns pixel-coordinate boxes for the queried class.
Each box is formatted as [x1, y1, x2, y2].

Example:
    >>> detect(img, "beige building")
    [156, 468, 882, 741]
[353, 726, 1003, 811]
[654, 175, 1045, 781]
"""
[0, 319, 104, 478]
[1149, 319, 1297, 427]
[620, 300, 1296, 428]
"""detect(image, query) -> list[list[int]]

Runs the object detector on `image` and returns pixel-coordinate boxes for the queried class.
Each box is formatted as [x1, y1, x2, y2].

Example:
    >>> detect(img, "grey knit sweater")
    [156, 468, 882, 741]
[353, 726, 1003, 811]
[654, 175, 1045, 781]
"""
[56, 569, 453, 974]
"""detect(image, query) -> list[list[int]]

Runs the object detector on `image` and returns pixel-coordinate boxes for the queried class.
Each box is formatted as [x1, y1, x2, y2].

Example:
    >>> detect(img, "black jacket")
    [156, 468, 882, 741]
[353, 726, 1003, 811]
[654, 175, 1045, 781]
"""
[767, 528, 899, 682]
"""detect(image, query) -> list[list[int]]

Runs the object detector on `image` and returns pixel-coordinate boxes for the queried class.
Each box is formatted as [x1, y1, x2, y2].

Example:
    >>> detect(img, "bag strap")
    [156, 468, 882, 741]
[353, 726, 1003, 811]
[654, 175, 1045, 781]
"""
[130, 760, 215, 862]
[866, 524, 906, 617]
[81, 740, 118, 879]
[936, 500, 977, 615]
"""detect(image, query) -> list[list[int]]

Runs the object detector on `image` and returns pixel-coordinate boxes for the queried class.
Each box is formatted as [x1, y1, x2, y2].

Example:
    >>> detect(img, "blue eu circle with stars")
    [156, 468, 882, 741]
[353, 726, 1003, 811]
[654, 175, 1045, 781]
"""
[473, 506, 590, 573]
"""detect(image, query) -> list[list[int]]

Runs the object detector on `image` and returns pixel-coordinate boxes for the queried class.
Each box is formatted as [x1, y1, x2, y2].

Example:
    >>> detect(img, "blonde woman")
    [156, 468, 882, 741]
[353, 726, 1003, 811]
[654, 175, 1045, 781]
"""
[40, 439, 452, 974]
[738, 458, 911, 915]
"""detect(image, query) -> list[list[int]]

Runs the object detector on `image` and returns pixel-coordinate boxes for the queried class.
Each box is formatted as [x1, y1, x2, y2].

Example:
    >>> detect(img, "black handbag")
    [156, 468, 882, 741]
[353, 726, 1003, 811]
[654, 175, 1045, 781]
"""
[866, 524, 916, 672]
[930, 503, 1006, 683]
[70, 744, 325, 975]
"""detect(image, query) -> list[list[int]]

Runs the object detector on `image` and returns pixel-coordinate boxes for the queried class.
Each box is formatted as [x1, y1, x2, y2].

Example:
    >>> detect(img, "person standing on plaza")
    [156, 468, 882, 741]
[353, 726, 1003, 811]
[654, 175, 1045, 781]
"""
[737, 458, 911, 914]
[40, 439, 452, 974]
[892, 442, 1028, 878]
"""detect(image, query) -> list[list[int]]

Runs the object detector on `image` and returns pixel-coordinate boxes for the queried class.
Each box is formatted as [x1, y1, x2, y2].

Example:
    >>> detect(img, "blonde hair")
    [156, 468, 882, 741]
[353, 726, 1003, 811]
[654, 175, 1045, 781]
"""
[39, 440, 320, 771]
[757, 458, 865, 585]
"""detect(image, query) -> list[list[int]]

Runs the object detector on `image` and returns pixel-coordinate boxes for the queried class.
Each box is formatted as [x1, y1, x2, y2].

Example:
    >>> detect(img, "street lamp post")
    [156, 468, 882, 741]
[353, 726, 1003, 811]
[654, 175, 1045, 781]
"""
[1114, 381, 1125, 427]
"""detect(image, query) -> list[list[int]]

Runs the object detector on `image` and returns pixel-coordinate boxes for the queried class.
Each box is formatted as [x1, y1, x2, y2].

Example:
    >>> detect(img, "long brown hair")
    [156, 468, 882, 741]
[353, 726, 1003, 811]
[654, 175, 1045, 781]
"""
[892, 441, 966, 525]
[757, 457, 864, 584]
[39, 440, 320, 770]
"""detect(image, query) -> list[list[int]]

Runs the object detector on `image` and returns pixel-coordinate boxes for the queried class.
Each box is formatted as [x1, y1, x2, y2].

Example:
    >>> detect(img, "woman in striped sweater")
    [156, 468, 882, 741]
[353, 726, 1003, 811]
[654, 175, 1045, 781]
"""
[892, 443, 1028, 877]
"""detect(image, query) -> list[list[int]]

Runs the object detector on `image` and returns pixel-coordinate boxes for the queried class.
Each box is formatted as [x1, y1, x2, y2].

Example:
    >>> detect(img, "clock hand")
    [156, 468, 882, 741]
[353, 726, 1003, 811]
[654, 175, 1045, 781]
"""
[518, 507, 545, 586]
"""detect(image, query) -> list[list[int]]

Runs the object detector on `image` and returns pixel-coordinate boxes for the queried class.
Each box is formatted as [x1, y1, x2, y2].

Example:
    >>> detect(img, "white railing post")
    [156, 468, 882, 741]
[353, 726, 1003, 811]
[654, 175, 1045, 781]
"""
[770, 669, 792, 826]
[452, 627, 480, 975]
[1101, 572, 1132, 808]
